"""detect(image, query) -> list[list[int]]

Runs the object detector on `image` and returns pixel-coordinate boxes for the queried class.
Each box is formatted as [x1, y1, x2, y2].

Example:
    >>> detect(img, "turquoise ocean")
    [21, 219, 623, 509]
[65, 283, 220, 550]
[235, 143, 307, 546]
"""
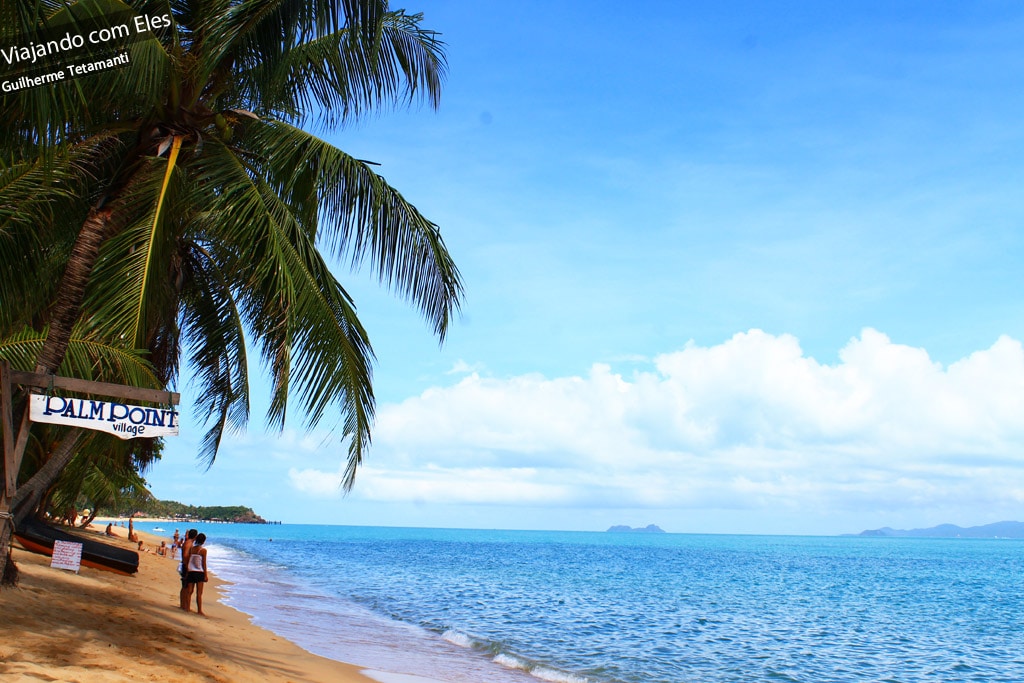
[134, 522, 1024, 683]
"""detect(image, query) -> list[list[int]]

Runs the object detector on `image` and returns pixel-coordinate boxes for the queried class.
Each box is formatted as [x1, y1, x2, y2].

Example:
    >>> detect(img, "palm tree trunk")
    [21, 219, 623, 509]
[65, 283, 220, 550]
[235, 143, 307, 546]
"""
[0, 429, 83, 585]
[2, 208, 112, 586]
[9, 429, 84, 521]
[35, 207, 114, 373]
[10, 206, 113, 462]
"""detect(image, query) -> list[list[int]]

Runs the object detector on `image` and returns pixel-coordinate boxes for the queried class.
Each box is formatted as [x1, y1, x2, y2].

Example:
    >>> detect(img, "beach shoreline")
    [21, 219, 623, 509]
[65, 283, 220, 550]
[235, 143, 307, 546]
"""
[0, 523, 380, 682]
[92, 515, 219, 525]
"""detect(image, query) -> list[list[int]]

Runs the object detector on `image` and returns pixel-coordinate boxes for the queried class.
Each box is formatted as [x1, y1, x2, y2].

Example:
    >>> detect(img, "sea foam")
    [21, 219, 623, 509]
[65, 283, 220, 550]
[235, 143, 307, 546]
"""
[494, 653, 589, 683]
[442, 630, 475, 648]
[530, 668, 590, 683]
[493, 653, 530, 670]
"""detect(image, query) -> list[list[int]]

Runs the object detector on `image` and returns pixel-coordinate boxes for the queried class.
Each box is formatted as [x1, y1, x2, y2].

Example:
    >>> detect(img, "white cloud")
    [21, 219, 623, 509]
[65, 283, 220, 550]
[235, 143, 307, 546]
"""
[289, 329, 1024, 518]
[288, 466, 347, 497]
[446, 359, 486, 375]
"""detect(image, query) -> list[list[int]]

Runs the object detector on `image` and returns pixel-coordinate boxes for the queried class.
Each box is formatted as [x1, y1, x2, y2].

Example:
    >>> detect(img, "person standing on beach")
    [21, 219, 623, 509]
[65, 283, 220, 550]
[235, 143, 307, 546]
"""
[183, 533, 209, 615]
[178, 529, 198, 610]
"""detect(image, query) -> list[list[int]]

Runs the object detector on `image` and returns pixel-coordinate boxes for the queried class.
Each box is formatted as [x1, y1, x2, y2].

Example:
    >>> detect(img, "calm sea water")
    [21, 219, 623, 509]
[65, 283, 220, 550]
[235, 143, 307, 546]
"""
[135, 523, 1024, 683]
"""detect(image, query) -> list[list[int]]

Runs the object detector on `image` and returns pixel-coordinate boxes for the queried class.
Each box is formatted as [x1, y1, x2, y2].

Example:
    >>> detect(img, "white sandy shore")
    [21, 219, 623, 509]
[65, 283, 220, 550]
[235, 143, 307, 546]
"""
[0, 524, 446, 683]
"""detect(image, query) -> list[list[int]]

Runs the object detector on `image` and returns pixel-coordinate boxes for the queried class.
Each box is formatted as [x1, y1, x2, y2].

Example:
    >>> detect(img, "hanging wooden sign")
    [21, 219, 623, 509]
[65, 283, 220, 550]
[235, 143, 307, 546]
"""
[29, 394, 179, 439]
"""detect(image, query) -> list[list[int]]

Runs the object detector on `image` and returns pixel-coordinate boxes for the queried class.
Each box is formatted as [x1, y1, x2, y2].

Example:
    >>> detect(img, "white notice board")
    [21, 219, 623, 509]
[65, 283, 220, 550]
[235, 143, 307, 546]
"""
[51, 540, 83, 573]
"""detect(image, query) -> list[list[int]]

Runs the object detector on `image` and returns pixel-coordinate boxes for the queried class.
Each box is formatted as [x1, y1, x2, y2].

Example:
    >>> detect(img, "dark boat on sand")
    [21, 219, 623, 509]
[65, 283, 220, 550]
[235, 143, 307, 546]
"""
[14, 517, 139, 575]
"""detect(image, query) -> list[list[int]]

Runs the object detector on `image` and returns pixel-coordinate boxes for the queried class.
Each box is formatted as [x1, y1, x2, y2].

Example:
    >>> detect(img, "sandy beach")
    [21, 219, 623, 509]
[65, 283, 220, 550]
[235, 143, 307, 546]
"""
[0, 524, 375, 683]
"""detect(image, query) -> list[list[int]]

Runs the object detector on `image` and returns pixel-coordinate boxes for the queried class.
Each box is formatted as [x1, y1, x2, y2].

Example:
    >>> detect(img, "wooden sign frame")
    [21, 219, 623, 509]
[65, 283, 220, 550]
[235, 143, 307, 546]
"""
[1, 361, 180, 499]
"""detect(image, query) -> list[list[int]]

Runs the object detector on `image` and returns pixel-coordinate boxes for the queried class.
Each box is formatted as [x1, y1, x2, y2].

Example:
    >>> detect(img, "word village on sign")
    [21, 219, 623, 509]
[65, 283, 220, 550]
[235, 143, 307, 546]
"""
[29, 394, 178, 439]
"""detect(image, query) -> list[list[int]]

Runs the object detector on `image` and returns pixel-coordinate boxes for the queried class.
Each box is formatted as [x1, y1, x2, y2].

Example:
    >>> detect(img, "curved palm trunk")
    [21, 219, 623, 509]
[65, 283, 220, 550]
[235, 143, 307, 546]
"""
[9, 429, 84, 521]
[8, 206, 112, 471]
[1, 208, 112, 586]
[35, 208, 114, 373]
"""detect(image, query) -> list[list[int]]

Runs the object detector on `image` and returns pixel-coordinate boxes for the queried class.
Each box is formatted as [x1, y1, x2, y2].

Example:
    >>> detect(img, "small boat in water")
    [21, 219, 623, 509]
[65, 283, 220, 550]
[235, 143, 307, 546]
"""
[152, 527, 165, 532]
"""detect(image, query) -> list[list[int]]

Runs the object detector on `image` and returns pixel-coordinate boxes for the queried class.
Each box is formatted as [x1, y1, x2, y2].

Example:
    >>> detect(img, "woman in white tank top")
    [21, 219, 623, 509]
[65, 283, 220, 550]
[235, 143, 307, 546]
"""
[183, 533, 209, 615]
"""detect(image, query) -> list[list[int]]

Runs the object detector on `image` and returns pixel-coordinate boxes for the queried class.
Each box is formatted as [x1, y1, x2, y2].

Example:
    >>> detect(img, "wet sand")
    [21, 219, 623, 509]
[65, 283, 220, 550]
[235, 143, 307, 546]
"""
[0, 524, 375, 682]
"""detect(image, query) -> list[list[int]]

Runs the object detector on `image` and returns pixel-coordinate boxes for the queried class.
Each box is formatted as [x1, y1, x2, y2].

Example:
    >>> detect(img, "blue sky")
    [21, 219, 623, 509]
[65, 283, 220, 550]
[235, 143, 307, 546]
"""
[146, 1, 1024, 535]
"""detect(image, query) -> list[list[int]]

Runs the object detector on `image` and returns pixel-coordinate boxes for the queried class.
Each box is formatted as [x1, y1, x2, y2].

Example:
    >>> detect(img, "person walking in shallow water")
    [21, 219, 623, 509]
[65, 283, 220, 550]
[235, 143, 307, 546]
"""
[184, 533, 209, 615]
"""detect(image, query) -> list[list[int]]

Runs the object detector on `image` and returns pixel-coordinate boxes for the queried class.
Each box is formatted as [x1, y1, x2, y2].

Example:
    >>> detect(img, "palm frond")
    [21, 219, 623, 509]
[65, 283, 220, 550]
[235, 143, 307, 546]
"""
[247, 119, 463, 341]
[179, 243, 250, 468]
[48, 436, 155, 520]
[2, 0, 457, 495]
[0, 326, 160, 389]
[232, 9, 444, 128]
[81, 152, 181, 346]
[187, 135, 375, 478]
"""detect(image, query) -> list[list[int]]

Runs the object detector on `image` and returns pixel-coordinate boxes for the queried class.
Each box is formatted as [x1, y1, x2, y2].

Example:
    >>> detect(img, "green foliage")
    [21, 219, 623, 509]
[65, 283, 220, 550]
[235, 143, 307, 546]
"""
[0, 0, 463, 496]
[99, 499, 267, 523]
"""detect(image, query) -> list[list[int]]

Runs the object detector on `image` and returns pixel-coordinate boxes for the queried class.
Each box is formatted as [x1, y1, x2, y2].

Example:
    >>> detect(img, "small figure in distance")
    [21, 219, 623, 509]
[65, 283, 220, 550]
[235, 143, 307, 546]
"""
[157, 541, 168, 557]
[178, 529, 199, 610]
[183, 533, 209, 615]
[105, 523, 116, 537]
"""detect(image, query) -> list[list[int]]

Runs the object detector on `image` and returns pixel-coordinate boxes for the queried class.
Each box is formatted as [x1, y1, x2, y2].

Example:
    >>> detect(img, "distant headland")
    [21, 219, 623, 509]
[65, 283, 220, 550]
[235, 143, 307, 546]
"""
[853, 521, 1024, 539]
[98, 500, 277, 524]
[607, 524, 666, 534]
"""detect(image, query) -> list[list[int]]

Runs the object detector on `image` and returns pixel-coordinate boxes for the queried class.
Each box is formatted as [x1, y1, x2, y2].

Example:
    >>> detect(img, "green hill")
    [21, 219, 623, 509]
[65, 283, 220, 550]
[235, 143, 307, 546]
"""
[102, 500, 269, 524]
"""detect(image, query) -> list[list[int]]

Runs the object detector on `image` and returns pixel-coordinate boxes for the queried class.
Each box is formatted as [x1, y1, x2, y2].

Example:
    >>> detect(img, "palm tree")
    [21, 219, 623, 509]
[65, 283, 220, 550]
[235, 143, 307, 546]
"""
[0, 326, 164, 523]
[0, 0, 462, 584]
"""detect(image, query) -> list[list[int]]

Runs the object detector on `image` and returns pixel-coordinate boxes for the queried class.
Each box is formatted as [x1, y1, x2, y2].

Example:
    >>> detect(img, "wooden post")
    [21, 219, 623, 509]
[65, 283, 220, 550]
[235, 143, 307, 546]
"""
[1, 361, 14, 500]
[1, 360, 15, 587]
[5, 370, 178, 502]
[9, 371, 179, 405]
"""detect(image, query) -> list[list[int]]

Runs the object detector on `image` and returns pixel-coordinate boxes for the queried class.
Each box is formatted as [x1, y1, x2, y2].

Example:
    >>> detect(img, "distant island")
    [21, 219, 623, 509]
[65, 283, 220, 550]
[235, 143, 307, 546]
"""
[854, 521, 1024, 539]
[100, 499, 273, 524]
[607, 524, 666, 534]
